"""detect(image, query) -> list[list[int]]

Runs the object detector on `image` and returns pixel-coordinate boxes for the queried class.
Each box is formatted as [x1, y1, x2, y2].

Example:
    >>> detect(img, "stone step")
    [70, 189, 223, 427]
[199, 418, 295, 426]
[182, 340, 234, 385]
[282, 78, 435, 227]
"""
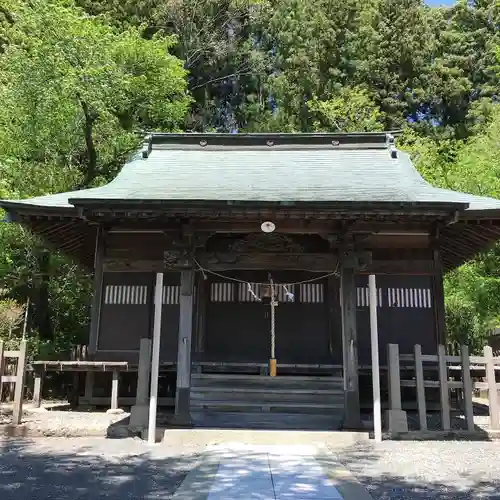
[190, 400, 344, 414]
[192, 374, 341, 383]
[189, 411, 344, 431]
[191, 386, 343, 395]
[191, 374, 343, 390]
[191, 390, 343, 404]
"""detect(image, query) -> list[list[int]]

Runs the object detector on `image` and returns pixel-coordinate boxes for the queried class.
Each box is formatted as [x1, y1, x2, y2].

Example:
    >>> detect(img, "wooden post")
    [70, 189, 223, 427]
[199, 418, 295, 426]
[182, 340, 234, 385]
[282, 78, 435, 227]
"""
[195, 275, 208, 355]
[84, 371, 94, 404]
[174, 270, 195, 425]
[414, 344, 427, 431]
[438, 344, 451, 431]
[368, 274, 382, 442]
[88, 227, 105, 355]
[484, 345, 500, 430]
[148, 272, 164, 444]
[386, 343, 408, 432]
[70, 372, 80, 409]
[432, 250, 446, 346]
[129, 338, 152, 430]
[461, 345, 475, 432]
[340, 263, 360, 429]
[327, 275, 341, 360]
[136, 338, 151, 405]
[12, 340, 27, 425]
[32, 366, 44, 408]
[110, 370, 119, 411]
[0, 340, 4, 395]
[388, 344, 402, 410]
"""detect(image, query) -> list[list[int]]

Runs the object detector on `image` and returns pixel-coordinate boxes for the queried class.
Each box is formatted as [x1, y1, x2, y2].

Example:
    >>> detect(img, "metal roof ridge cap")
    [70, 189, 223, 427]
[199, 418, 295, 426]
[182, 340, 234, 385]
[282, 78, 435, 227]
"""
[147, 130, 404, 147]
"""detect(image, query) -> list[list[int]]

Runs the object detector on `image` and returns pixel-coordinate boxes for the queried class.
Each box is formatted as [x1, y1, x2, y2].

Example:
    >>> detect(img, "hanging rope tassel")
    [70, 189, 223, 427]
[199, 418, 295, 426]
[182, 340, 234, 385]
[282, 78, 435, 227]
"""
[283, 284, 295, 302]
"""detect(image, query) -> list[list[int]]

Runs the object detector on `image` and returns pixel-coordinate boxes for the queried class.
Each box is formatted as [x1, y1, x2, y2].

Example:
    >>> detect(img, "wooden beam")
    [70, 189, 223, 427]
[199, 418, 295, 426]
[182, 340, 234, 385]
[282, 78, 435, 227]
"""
[103, 255, 435, 274]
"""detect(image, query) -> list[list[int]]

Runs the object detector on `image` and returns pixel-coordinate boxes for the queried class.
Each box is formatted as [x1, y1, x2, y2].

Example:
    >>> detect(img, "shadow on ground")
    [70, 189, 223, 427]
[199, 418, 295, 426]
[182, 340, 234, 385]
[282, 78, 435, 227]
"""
[0, 437, 202, 500]
[330, 441, 500, 499]
[1, 434, 500, 499]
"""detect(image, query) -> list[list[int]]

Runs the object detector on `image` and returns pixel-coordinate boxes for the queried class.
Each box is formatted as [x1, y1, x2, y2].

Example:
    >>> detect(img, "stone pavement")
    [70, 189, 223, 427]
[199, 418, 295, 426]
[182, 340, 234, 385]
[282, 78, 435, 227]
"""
[172, 444, 373, 500]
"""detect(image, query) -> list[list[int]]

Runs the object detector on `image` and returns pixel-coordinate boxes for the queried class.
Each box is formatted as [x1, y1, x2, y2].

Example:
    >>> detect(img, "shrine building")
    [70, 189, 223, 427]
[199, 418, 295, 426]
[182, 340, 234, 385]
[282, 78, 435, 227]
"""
[2, 132, 500, 431]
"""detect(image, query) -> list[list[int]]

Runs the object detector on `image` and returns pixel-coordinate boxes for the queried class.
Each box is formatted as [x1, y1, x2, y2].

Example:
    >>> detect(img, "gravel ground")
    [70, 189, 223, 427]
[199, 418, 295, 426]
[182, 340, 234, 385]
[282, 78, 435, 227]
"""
[1, 428, 500, 499]
[336, 440, 500, 499]
[0, 436, 204, 500]
[0, 403, 131, 437]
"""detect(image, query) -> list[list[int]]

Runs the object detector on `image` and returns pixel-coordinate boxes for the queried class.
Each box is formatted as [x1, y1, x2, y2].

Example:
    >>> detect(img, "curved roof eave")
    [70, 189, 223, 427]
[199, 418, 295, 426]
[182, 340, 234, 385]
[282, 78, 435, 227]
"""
[1, 133, 500, 216]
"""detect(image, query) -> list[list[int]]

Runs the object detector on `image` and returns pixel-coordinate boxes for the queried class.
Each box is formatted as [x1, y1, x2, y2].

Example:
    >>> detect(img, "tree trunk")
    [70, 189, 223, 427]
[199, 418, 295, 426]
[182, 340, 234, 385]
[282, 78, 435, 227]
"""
[78, 97, 98, 186]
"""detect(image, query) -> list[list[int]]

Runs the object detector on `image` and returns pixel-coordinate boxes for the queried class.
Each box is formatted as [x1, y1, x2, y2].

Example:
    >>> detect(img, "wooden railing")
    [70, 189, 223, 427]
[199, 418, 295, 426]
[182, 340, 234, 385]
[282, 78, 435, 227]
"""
[387, 343, 500, 432]
[0, 340, 28, 425]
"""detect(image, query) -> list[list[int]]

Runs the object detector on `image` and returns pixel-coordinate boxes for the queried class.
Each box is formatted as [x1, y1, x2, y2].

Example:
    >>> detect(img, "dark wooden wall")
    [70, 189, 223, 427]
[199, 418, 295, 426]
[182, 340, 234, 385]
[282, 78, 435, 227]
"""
[203, 271, 331, 363]
[96, 271, 180, 362]
[95, 271, 437, 366]
[356, 274, 436, 365]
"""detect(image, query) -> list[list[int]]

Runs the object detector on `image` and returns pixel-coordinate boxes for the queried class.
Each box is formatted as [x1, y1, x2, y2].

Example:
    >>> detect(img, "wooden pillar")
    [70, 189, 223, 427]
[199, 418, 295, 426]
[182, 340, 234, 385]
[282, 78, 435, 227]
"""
[340, 262, 361, 429]
[148, 272, 164, 444]
[432, 249, 446, 347]
[83, 371, 94, 405]
[32, 366, 45, 408]
[88, 227, 105, 356]
[369, 274, 382, 442]
[109, 370, 119, 411]
[461, 345, 475, 432]
[386, 343, 408, 432]
[327, 275, 341, 361]
[195, 274, 208, 357]
[12, 341, 27, 425]
[438, 344, 451, 431]
[129, 338, 152, 430]
[414, 344, 427, 431]
[174, 270, 195, 425]
[484, 346, 500, 430]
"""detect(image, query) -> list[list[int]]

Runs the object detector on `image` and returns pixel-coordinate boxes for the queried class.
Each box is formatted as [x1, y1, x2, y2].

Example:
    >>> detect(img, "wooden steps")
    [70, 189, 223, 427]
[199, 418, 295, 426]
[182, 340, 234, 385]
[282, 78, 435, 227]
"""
[190, 373, 345, 429]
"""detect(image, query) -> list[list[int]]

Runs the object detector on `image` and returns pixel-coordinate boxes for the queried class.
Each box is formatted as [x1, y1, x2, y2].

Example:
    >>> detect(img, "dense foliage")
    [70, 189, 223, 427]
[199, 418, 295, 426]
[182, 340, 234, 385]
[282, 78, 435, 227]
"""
[0, 0, 499, 354]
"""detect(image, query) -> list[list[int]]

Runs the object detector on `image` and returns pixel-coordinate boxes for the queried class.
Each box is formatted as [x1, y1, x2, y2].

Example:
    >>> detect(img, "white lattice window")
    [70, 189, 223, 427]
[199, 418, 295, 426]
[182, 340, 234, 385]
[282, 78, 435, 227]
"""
[238, 283, 262, 302]
[299, 283, 324, 303]
[210, 282, 235, 302]
[387, 287, 432, 308]
[356, 287, 383, 307]
[104, 285, 148, 305]
[163, 285, 180, 305]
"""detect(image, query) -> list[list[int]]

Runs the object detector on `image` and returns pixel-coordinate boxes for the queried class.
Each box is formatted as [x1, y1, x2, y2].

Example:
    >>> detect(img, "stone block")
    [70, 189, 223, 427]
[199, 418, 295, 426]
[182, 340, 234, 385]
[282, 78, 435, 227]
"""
[129, 403, 149, 430]
[385, 409, 408, 433]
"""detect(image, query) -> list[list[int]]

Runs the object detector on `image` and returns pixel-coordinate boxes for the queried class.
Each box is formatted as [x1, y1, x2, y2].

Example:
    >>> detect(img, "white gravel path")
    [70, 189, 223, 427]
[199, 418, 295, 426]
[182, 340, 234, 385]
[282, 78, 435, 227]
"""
[336, 440, 500, 499]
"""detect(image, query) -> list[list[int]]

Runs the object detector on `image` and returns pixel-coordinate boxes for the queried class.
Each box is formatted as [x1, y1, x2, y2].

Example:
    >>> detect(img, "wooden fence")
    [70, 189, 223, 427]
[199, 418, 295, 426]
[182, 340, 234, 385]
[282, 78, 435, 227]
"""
[387, 343, 500, 432]
[0, 340, 28, 425]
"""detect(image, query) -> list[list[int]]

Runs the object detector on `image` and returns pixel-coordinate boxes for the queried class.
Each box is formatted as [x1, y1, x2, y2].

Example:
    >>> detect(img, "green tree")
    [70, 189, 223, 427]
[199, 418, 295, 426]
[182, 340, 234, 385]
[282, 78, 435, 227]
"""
[0, 0, 191, 186]
[76, 0, 267, 132]
[0, 0, 191, 346]
[428, 0, 500, 138]
[309, 86, 385, 132]
[358, 0, 439, 131]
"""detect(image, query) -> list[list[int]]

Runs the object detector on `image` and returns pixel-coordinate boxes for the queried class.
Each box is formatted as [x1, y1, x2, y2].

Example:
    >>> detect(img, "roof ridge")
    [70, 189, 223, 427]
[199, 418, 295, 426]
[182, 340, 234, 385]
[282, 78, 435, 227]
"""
[141, 131, 402, 158]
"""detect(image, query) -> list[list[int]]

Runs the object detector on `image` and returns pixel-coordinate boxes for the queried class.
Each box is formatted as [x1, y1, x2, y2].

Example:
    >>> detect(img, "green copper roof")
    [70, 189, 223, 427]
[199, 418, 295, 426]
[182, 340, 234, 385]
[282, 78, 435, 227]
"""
[2, 132, 500, 212]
